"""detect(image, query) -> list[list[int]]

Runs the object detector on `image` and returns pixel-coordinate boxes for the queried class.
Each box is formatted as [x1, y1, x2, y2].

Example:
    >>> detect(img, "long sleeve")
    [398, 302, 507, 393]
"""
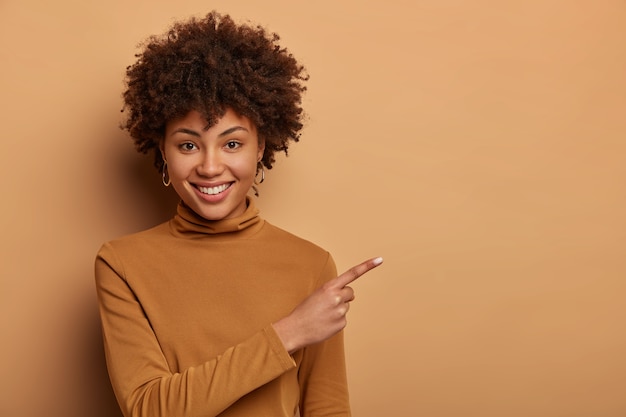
[95, 243, 296, 417]
[297, 255, 352, 417]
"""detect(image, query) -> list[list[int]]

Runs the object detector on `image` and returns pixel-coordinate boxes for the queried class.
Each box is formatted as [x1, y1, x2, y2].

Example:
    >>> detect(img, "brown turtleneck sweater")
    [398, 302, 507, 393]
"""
[95, 198, 350, 417]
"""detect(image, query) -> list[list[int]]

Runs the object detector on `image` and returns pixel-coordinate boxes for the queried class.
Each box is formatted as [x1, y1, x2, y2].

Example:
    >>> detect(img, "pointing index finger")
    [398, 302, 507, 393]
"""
[335, 257, 383, 288]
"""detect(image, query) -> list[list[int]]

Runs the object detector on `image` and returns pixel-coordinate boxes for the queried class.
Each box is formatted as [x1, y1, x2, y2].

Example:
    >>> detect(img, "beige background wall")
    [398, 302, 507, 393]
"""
[1, 1, 625, 416]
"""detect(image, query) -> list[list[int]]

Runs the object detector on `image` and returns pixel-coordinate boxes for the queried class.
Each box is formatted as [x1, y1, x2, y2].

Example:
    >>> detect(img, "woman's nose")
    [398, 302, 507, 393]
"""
[196, 150, 224, 177]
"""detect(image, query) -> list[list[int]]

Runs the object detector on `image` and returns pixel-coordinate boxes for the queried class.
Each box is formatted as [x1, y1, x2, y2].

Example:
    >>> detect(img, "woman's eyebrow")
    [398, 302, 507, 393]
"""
[218, 126, 249, 137]
[171, 128, 201, 137]
[171, 125, 249, 137]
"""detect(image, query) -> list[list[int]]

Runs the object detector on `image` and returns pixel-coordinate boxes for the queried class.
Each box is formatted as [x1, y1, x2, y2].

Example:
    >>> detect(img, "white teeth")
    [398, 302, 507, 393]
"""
[198, 183, 230, 195]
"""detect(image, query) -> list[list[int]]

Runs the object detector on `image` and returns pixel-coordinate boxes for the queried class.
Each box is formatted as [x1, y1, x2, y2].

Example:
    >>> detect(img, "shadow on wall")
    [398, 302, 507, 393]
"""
[112, 138, 181, 231]
[81, 301, 125, 417]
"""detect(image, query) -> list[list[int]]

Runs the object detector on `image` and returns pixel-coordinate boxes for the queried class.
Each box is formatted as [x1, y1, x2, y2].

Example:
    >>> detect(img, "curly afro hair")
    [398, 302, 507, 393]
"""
[121, 11, 308, 171]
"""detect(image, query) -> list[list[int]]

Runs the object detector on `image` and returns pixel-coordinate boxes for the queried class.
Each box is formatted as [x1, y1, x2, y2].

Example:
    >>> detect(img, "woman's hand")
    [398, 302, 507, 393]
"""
[272, 257, 383, 353]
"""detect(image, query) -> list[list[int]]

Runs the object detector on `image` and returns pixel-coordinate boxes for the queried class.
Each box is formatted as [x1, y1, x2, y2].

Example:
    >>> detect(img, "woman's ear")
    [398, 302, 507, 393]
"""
[159, 140, 166, 162]
[257, 138, 266, 162]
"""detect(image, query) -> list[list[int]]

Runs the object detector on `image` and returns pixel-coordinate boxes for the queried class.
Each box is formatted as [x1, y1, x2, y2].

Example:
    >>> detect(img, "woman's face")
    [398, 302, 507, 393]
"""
[161, 108, 264, 221]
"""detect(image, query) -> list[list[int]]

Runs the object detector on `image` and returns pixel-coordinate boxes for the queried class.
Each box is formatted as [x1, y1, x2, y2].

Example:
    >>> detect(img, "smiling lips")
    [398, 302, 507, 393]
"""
[197, 183, 231, 195]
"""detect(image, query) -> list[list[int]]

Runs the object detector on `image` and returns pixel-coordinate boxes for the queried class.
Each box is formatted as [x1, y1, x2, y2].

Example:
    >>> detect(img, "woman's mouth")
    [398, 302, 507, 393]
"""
[197, 183, 232, 195]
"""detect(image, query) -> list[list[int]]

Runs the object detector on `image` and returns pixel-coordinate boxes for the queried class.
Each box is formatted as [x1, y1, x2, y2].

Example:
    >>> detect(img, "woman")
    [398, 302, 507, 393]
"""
[95, 11, 382, 417]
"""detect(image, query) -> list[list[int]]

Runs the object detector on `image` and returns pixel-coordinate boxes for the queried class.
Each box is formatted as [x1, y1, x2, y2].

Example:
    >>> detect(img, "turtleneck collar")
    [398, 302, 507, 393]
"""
[168, 196, 263, 238]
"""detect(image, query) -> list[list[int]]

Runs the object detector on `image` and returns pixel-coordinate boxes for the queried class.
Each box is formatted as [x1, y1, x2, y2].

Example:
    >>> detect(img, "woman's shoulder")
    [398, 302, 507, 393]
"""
[260, 221, 330, 258]
[259, 221, 337, 280]
[97, 221, 172, 257]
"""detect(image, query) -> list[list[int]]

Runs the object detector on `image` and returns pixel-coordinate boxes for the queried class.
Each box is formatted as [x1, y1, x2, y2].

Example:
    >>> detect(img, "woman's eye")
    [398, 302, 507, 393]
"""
[225, 141, 241, 150]
[180, 142, 197, 151]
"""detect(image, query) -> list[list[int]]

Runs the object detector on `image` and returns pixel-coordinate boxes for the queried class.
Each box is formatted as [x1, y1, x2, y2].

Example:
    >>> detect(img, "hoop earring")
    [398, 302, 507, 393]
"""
[252, 162, 265, 197]
[162, 161, 171, 187]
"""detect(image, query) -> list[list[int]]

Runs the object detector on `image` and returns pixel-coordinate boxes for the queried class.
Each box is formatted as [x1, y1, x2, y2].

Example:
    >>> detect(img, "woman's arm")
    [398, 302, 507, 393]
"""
[277, 255, 383, 416]
[297, 330, 351, 416]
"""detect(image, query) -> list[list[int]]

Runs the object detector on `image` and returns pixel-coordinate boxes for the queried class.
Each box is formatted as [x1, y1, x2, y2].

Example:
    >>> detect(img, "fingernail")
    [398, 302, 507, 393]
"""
[373, 257, 383, 265]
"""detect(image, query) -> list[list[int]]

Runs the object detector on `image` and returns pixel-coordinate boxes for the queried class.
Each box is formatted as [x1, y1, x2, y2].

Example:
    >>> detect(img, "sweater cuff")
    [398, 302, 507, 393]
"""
[262, 325, 297, 370]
